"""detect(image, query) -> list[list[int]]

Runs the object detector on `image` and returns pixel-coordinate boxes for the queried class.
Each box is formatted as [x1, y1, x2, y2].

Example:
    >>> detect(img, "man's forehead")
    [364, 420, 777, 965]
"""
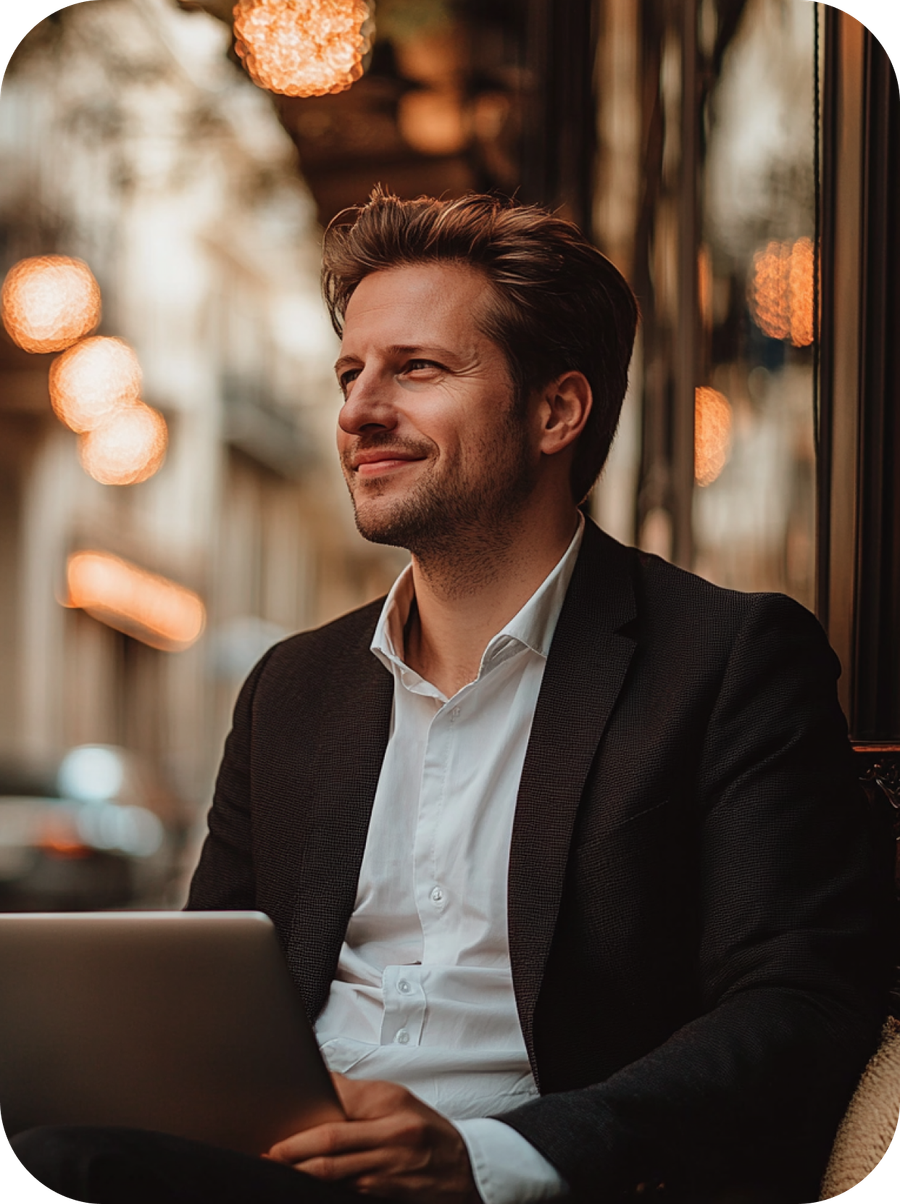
[341, 262, 493, 343]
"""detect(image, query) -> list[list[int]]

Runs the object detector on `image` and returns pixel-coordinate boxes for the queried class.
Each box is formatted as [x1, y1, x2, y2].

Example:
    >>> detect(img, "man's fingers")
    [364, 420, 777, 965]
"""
[265, 1080, 479, 1202]
[266, 1116, 399, 1165]
[293, 1147, 395, 1182]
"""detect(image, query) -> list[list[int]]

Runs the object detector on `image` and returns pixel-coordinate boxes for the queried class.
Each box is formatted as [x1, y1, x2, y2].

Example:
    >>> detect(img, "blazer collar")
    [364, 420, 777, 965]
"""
[507, 520, 638, 1079]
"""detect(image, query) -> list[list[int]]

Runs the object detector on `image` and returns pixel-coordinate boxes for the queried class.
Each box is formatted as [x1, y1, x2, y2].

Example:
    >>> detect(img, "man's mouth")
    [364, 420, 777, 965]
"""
[350, 450, 426, 478]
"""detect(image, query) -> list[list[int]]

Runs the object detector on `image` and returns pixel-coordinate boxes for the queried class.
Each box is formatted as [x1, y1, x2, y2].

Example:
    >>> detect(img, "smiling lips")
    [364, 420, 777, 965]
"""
[351, 449, 426, 477]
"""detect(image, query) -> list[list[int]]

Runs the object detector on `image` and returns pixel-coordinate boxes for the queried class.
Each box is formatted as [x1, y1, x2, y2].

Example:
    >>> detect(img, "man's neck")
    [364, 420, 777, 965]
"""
[403, 506, 581, 699]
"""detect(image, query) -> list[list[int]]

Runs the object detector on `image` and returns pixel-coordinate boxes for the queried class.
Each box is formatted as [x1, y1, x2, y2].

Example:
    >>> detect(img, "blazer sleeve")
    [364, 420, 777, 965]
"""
[495, 595, 895, 1201]
[185, 647, 277, 912]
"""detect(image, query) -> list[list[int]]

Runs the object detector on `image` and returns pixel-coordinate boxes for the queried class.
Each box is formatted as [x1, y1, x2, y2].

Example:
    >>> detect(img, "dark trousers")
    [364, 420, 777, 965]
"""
[11, 1126, 389, 1204]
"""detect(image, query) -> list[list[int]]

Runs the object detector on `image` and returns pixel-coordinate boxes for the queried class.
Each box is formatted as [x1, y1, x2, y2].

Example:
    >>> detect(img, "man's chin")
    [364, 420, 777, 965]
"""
[351, 503, 416, 549]
[354, 520, 408, 549]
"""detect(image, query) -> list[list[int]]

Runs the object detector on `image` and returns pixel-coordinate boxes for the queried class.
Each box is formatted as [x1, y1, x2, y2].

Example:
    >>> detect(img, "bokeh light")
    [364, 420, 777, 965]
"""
[77, 402, 168, 486]
[58, 746, 124, 803]
[1, 255, 101, 354]
[748, 237, 815, 348]
[66, 550, 206, 652]
[695, 386, 733, 487]
[398, 90, 468, 156]
[233, 0, 371, 98]
[788, 237, 815, 347]
[49, 336, 142, 432]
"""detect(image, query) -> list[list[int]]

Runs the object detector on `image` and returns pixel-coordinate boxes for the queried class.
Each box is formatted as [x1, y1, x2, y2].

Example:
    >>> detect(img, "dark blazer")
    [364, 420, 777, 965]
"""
[187, 521, 893, 1202]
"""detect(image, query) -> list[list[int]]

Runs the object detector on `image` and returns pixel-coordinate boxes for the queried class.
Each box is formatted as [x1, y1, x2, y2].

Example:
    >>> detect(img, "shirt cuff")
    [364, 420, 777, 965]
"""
[454, 1117, 569, 1203]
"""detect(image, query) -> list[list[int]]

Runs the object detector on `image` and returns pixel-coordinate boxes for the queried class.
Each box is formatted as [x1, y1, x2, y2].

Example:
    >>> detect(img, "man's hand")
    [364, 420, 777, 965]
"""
[265, 1073, 481, 1203]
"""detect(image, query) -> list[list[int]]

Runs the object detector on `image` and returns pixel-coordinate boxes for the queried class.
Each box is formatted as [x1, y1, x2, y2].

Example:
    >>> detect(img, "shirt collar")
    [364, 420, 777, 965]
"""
[371, 515, 585, 682]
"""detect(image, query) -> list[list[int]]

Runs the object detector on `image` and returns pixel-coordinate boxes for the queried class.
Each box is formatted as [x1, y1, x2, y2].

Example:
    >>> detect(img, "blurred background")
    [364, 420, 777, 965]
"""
[0, 0, 896, 909]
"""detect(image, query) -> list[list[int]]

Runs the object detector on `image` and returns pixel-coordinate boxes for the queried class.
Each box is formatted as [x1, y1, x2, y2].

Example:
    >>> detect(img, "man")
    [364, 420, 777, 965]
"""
[14, 192, 892, 1204]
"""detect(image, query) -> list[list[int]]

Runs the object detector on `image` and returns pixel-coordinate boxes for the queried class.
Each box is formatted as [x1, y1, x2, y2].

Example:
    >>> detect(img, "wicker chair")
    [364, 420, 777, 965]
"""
[819, 1016, 900, 1198]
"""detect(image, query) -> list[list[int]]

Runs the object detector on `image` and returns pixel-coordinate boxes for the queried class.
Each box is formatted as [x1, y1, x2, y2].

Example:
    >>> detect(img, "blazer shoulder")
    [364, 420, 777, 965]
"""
[615, 535, 822, 636]
[581, 524, 830, 665]
[236, 596, 388, 709]
[270, 595, 386, 667]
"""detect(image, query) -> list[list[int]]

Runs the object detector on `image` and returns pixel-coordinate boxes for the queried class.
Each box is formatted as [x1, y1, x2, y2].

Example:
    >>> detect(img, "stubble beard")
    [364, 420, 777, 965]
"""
[343, 414, 537, 596]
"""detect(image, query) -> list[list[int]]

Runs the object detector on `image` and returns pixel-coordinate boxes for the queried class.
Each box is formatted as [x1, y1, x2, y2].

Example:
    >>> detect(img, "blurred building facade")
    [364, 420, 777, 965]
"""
[0, 0, 403, 860]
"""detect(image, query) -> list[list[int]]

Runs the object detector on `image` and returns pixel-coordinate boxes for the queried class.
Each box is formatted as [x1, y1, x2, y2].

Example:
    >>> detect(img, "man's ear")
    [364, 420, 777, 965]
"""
[537, 371, 592, 457]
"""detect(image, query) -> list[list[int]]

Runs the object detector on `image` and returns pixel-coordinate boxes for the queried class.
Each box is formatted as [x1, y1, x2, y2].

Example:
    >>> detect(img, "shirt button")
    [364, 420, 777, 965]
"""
[398, 979, 411, 994]
[396, 1029, 410, 1045]
[452, 706, 461, 718]
[430, 886, 443, 904]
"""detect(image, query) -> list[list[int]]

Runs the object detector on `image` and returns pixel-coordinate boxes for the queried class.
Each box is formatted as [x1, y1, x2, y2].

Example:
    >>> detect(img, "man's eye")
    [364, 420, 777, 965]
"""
[404, 359, 440, 374]
[339, 368, 361, 391]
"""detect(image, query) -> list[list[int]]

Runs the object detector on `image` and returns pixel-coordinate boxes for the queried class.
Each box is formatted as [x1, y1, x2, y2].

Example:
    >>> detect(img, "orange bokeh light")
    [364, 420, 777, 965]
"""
[398, 90, 468, 156]
[695, 386, 732, 487]
[49, 336, 142, 432]
[748, 237, 815, 348]
[788, 237, 815, 348]
[1, 255, 101, 354]
[78, 402, 168, 486]
[233, 0, 371, 97]
[37, 816, 91, 858]
[66, 550, 206, 652]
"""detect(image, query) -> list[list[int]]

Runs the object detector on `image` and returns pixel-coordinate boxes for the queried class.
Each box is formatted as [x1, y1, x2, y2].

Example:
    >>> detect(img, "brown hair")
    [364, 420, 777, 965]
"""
[322, 189, 639, 502]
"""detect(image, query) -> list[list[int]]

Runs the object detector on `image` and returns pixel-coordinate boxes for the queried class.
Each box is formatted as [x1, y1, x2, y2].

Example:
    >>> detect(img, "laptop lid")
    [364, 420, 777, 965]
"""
[0, 911, 343, 1156]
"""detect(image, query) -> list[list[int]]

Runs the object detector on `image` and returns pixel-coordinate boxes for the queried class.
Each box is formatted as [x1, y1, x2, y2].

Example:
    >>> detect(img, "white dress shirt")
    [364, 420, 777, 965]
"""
[314, 519, 584, 1203]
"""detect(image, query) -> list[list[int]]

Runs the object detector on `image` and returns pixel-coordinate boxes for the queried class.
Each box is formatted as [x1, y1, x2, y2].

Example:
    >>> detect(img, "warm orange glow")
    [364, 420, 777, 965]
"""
[749, 241, 791, 340]
[748, 237, 815, 347]
[38, 817, 91, 859]
[66, 551, 206, 652]
[233, 0, 371, 98]
[398, 89, 468, 156]
[49, 336, 142, 432]
[698, 246, 713, 330]
[695, 386, 732, 487]
[1, 256, 101, 354]
[788, 237, 815, 347]
[77, 402, 168, 486]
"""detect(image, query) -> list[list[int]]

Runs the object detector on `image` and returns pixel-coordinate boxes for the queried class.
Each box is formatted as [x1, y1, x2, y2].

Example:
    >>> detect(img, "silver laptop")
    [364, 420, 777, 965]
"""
[0, 911, 343, 1156]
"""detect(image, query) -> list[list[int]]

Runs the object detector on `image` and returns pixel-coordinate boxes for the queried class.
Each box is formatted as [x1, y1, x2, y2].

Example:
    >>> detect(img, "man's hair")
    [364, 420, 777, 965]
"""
[321, 189, 639, 503]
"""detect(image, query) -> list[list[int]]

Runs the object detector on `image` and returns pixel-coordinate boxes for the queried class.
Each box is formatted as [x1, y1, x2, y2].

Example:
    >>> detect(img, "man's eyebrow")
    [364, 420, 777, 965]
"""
[333, 345, 461, 377]
[333, 355, 360, 378]
[385, 344, 458, 360]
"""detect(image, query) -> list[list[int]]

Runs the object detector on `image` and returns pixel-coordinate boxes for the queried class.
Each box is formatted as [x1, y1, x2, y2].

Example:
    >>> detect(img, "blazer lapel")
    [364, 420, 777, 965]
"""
[282, 615, 394, 1020]
[508, 523, 637, 1071]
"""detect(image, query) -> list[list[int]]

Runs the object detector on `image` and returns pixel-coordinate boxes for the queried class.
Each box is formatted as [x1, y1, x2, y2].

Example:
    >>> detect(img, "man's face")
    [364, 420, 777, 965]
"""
[335, 262, 538, 556]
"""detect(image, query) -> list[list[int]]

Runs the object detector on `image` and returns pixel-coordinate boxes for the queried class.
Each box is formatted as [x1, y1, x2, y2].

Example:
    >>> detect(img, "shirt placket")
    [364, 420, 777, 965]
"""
[376, 674, 447, 1049]
[380, 962, 427, 1046]
[414, 699, 454, 968]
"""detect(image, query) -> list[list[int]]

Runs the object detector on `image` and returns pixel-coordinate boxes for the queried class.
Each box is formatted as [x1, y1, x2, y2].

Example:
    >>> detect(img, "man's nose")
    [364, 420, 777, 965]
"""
[337, 370, 397, 435]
